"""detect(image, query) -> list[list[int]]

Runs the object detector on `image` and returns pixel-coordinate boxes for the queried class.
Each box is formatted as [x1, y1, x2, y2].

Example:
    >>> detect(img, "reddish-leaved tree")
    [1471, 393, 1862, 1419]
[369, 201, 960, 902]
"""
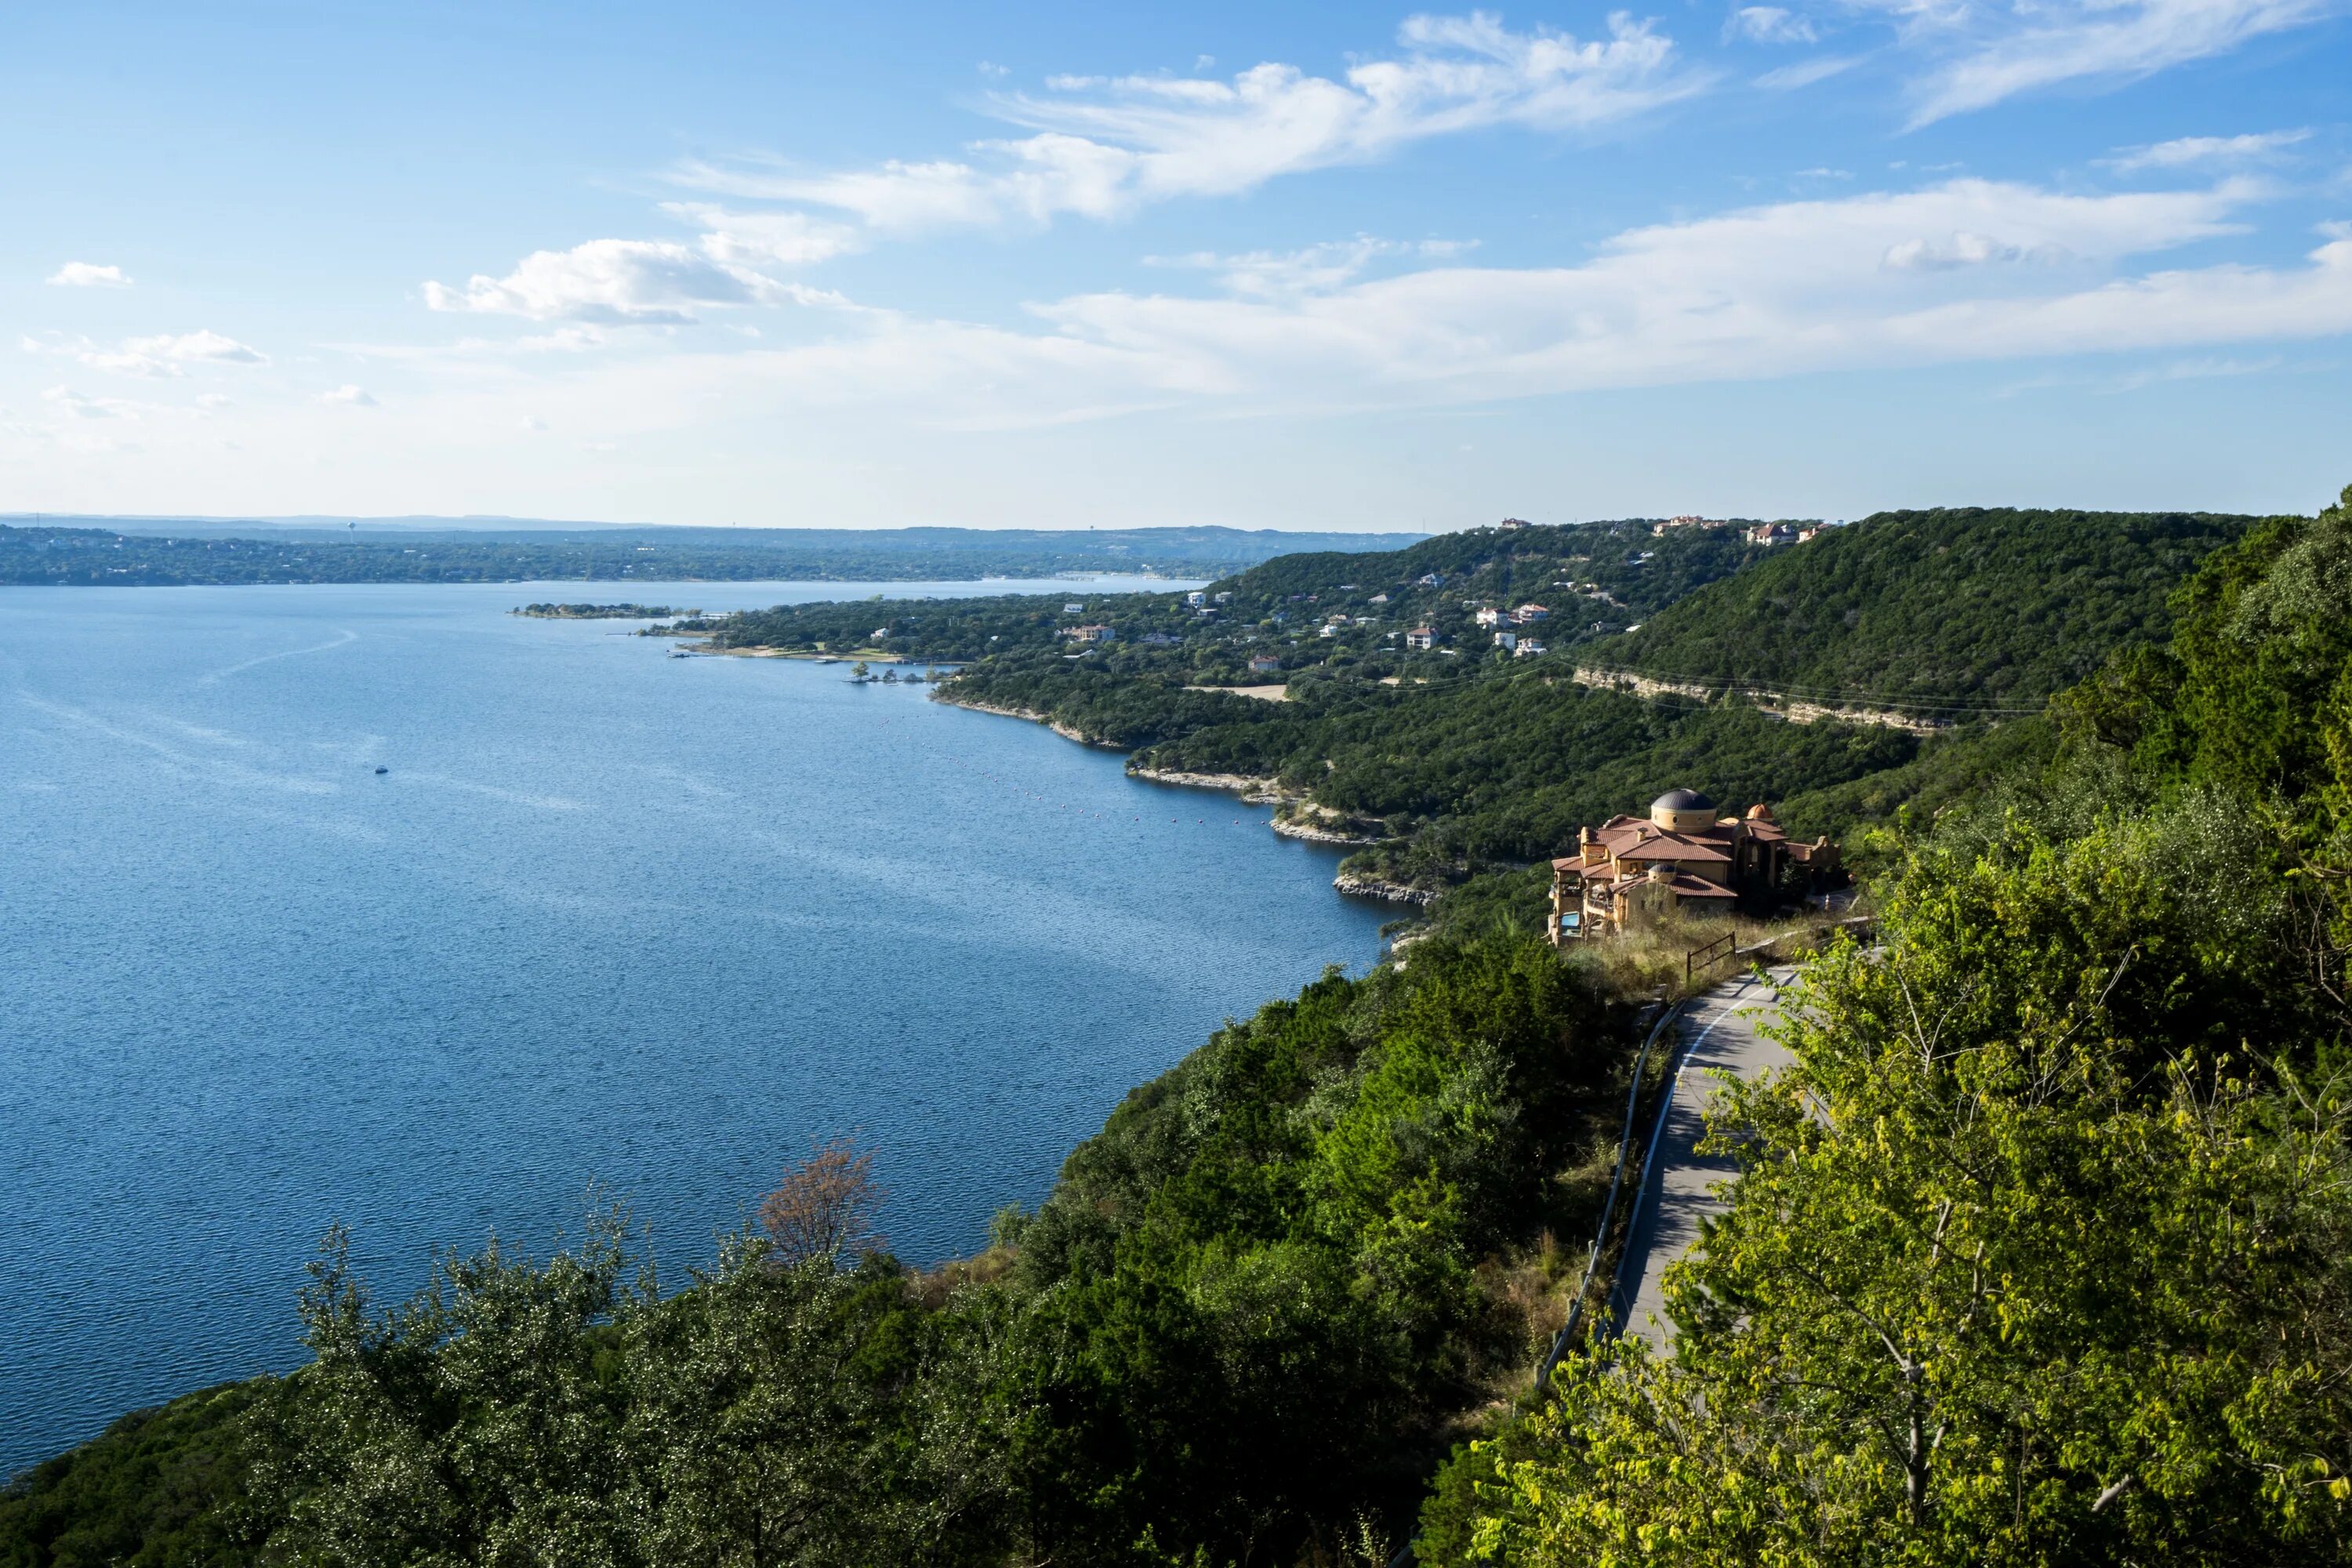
[759, 1135, 885, 1267]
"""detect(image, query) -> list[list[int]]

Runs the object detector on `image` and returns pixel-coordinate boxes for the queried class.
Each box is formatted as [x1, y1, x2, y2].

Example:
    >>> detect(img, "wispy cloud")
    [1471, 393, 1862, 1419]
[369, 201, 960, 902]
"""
[1755, 53, 1867, 89]
[1728, 6, 1820, 43]
[46, 261, 132, 288]
[1894, 0, 2345, 126]
[2100, 128, 2312, 171]
[675, 13, 1710, 235]
[382, 175, 2347, 437]
[1146, 237, 1478, 299]
[423, 238, 792, 323]
[318, 384, 379, 406]
[23, 328, 268, 376]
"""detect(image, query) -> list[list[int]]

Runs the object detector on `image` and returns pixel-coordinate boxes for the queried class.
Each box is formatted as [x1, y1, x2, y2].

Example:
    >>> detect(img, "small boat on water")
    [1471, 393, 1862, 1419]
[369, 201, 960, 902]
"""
[375, 766, 389, 775]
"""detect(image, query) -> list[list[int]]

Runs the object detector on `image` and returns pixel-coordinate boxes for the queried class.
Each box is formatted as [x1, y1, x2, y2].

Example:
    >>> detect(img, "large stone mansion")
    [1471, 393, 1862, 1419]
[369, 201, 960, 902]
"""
[1550, 788, 1841, 943]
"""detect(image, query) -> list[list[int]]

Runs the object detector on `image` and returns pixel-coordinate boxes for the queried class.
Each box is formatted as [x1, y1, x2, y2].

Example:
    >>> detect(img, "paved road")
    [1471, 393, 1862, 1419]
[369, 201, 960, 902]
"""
[1609, 966, 1796, 1348]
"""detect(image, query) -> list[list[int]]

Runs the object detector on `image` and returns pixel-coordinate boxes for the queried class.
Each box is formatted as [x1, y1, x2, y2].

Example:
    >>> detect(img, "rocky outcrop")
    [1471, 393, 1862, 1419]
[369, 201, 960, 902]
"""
[1334, 873, 1438, 905]
[1272, 817, 1381, 846]
[1126, 764, 1286, 804]
[932, 695, 1118, 749]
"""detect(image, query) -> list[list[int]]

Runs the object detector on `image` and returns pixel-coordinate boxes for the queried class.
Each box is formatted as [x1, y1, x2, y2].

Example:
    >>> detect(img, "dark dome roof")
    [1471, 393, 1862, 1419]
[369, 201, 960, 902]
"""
[1653, 787, 1715, 812]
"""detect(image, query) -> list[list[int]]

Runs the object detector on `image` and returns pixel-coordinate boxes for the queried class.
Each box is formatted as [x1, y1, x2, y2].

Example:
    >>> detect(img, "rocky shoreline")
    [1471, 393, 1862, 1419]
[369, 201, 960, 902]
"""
[1333, 873, 1438, 906]
[1124, 764, 1286, 804]
[935, 695, 1122, 749]
[1272, 817, 1382, 846]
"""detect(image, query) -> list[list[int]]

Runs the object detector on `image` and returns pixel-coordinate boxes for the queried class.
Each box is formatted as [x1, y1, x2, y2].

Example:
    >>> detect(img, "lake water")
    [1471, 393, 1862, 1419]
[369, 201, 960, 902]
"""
[0, 579, 1388, 1474]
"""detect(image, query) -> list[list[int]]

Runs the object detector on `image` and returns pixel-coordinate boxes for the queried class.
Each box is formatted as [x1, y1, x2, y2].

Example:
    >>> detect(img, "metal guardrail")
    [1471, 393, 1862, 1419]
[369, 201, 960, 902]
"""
[1534, 997, 1687, 1394]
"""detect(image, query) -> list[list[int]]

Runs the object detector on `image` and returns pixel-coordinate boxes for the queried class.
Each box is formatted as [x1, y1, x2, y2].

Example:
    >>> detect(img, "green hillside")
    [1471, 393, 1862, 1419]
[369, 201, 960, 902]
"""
[1587, 507, 2260, 714]
[18, 491, 2346, 1565]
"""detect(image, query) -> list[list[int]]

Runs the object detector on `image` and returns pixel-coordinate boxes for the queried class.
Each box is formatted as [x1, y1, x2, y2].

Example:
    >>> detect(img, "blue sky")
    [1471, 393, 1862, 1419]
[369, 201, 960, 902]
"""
[5, 0, 2348, 528]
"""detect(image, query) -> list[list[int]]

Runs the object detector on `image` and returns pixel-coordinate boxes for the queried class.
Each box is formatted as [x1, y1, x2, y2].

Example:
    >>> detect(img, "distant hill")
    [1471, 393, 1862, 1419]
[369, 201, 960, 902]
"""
[1583, 507, 2262, 713]
[0, 521, 1427, 587]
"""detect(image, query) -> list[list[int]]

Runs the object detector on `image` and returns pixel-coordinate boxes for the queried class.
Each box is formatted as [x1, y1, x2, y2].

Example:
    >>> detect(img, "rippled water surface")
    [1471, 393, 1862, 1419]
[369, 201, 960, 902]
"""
[0, 579, 1386, 1472]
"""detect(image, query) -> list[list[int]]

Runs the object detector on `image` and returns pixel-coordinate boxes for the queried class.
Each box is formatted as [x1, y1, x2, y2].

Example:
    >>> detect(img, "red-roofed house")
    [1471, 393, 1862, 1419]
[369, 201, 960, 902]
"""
[1548, 788, 1841, 943]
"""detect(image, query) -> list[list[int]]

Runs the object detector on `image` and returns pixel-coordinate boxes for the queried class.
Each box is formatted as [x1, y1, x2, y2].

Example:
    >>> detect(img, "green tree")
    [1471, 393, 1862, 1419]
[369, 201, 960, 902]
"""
[1431, 800, 2352, 1566]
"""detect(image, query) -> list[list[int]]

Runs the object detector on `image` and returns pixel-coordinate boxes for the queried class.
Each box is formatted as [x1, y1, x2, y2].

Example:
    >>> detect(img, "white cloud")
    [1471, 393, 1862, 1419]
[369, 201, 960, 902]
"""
[1149, 237, 1478, 298]
[677, 13, 1708, 235]
[196, 393, 234, 409]
[1755, 53, 1867, 87]
[975, 177, 2289, 414]
[661, 203, 861, 266]
[319, 384, 379, 406]
[47, 261, 131, 288]
[423, 238, 786, 323]
[1729, 6, 1820, 42]
[1882, 229, 2030, 268]
[23, 328, 268, 377]
[1896, 0, 2344, 125]
[2102, 129, 2313, 172]
[43, 385, 138, 419]
[128, 329, 267, 365]
[400, 175, 2347, 437]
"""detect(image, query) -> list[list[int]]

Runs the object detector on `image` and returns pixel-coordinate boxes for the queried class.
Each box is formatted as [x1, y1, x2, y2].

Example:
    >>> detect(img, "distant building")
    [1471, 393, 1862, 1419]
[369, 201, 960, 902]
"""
[1749, 523, 1796, 547]
[1513, 639, 1548, 658]
[1066, 624, 1117, 644]
[1186, 590, 1207, 608]
[1368, 592, 1388, 604]
[1497, 517, 1530, 530]
[1549, 790, 1842, 944]
[1416, 572, 1446, 588]
[1475, 607, 1505, 627]
[1405, 626, 1436, 650]
[1319, 622, 1340, 638]
[1651, 514, 1722, 535]
[1493, 630, 1517, 651]
[1248, 653, 1283, 674]
[1513, 603, 1550, 623]
[1214, 591, 1233, 604]
[1063, 602, 1084, 613]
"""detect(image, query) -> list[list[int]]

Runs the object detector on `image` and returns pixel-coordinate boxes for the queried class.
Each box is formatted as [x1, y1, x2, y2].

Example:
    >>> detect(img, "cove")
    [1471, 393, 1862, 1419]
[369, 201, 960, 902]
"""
[0, 579, 1388, 1474]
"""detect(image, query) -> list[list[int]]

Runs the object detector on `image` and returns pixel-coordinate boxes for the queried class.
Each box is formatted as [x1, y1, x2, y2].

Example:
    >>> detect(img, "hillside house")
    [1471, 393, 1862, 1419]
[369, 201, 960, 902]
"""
[1248, 653, 1283, 674]
[1475, 608, 1505, 628]
[1067, 624, 1117, 644]
[1748, 523, 1796, 547]
[1405, 626, 1436, 650]
[1513, 603, 1550, 623]
[1493, 630, 1517, 651]
[1513, 639, 1548, 658]
[1549, 789, 1841, 944]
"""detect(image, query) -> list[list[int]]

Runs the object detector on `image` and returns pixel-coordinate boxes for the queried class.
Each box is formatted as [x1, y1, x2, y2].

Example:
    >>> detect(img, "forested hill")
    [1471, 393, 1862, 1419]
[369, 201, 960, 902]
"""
[1208, 517, 1798, 639]
[1585, 507, 2259, 713]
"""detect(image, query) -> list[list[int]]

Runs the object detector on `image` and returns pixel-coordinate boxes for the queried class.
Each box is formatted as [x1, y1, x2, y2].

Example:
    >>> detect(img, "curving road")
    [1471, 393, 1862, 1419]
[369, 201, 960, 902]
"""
[1608, 966, 1796, 1348]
